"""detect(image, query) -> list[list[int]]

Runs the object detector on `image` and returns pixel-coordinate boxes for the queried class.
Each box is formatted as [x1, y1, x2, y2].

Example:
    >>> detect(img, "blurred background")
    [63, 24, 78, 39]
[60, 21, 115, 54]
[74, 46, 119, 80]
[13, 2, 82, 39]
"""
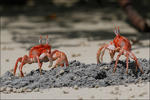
[1, 0, 150, 46]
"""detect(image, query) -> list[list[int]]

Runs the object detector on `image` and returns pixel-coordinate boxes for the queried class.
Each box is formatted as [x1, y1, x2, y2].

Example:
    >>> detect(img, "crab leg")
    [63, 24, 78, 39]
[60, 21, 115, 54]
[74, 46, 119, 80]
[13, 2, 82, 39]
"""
[45, 53, 53, 68]
[14, 55, 34, 77]
[36, 56, 43, 74]
[14, 57, 22, 76]
[97, 44, 106, 64]
[130, 52, 144, 73]
[109, 50, 115, 61]
[53, 58, 63, 68]
[64, 58, 69, 67]
[19, 62, 25, 77]
[100, 47, 106, 63]
[113, 50, 124, 73]
[125, 52, 129, 74]
[19, 55, 29, 77]
[60, 64, 64, 67]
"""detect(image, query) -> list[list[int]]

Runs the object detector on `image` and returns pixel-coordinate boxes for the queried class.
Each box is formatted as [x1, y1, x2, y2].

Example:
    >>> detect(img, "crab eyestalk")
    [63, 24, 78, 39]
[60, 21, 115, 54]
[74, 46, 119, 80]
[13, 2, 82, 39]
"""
[46, 35, 49, 44]
[39, 35, 43, 44]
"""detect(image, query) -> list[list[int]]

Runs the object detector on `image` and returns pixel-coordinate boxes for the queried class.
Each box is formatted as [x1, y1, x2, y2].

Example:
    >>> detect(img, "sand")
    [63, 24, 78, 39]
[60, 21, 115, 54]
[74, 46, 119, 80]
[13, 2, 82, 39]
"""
[1, 10, 150, 99]
[1, 82, 149, 99]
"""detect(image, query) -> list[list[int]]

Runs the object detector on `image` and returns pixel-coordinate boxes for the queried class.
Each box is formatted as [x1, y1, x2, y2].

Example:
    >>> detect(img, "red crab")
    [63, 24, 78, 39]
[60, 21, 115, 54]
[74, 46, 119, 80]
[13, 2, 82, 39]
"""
[97, 26, 143, 74]
[14, 35, 53, 77]
[50, 50, 69, 69]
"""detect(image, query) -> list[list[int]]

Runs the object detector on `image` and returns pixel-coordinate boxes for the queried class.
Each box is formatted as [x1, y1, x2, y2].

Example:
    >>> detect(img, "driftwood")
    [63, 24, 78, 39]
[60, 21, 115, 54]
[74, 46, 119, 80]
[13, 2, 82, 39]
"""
[118, 0, 150, 32]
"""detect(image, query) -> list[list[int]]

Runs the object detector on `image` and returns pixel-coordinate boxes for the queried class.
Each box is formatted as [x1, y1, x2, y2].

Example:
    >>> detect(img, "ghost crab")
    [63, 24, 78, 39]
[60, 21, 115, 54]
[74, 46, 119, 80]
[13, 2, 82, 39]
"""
[14, 35, 69, 77]
[14, 35, 53, 77]
[97, 26, 143, 74]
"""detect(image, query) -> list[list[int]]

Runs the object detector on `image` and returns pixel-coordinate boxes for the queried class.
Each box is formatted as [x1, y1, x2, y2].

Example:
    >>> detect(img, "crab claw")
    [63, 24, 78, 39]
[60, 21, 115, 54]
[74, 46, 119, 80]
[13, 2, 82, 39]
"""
[48, 58, 53, 68]
[107, 44, 115, 50]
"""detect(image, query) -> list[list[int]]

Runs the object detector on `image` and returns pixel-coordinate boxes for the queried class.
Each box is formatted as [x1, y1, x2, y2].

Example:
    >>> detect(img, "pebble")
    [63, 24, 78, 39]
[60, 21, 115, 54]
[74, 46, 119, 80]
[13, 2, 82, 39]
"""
[95, 85, 99, 88]
[139, 92, 147, 97]
[3, 91, 10, 94]
[115, 97, 118, 100]
[130, 95, 135, 98]
[63, 90, 69, 94]
[22, 87, 27, 92]
[8, 77, 11, 80]
[103, 66, 109, 70]
[114, 86, 119, 91]
[33, 88, 39, 92]
[59, 70, 65, 75]
[137, 85, 140, 87]
[6, 87, 13, 92]
[0, 87, 6, 92]
[138, 79, 143, 83]
[135, 51, 140, 54]
[10, 69, 14, 73]
[78, 97, 83, 100]
[25, 88, 32, 92]
[13, 88, 17, 93]
[39, 90, 43, 93]
[72, 54, 81, 57]
[129, 88, 132, 91]
[56, 70, 65, 77]
[74, 85, 79, 90]
[5, 59, 9, 62]
[110, 90, 118, 95]
[91, 95, 95, 98]
[16, 88, 23, 93]
[124, 84, 128, 87]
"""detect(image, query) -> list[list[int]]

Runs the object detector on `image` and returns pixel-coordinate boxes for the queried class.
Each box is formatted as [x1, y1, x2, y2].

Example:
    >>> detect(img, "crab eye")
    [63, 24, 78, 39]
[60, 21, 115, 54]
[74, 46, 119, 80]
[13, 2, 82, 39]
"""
[39, 39, 42, 44]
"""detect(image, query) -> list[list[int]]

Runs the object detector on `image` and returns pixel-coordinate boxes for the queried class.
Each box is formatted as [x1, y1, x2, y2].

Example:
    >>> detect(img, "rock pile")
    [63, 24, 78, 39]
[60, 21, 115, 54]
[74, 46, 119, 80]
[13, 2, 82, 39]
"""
[0, 58, 149, 93]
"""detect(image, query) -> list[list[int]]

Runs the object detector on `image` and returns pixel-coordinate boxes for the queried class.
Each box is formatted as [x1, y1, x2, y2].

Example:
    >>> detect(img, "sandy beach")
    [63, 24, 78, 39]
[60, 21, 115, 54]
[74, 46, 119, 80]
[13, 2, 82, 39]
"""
[1, 3, 150, 99]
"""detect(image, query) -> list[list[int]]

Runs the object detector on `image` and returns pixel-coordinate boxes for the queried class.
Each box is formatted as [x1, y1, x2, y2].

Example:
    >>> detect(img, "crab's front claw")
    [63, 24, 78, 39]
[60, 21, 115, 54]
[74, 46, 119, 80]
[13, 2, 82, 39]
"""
[48, 58, 53, 68]
[97, 44, 106, 64]
[107, 44, 115, 50]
